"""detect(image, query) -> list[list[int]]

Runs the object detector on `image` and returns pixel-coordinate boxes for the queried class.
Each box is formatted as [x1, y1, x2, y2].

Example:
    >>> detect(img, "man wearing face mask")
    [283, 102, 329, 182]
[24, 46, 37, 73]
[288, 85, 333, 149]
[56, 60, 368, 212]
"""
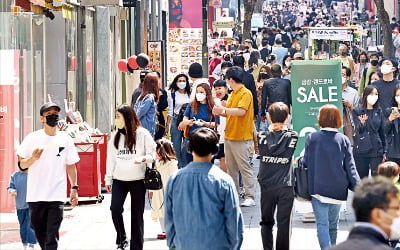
[359, 53, 380, 96]
[17, 102, 80, 249]
[372, 58, 400, 109]
[329, 177, 400, 250]
[335, 44, 355, 80]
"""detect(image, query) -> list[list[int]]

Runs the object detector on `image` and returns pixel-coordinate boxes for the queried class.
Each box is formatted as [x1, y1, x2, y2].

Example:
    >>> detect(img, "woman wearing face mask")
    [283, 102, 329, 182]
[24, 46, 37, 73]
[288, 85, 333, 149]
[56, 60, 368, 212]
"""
[352, 86, 387, 179]
[134, 73, 160, 137]
[367, 70, 381, 86]
[355, 52, 369, 87]
[384, 84, 400, 166]
[167, 74, 191, 169]
[178, 83, 218, 164]
[256, 65, 272, 131]
[358, 53, 380, 96]
[105, 104, 156, 250]
[282, 55, 292, 80]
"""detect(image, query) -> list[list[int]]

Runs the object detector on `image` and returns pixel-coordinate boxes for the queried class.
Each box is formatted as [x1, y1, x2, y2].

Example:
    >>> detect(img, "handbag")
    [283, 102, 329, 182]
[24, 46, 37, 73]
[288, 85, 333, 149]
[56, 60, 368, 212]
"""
[144, 162, 163, 190]
[293, 157, 311, 201]
[353, 131, 372, 154]
[183, 124, 190, 138]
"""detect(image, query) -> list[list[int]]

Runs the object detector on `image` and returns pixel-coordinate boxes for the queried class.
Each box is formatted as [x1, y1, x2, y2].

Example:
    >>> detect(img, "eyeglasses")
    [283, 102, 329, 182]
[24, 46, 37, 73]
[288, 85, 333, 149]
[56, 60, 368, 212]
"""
[387, 206, 400, 211]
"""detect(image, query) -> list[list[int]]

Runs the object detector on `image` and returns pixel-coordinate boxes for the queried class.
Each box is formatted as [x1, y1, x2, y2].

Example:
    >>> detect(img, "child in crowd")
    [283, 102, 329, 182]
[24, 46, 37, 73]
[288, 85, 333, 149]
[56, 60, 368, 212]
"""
[7, 169, 37, 250]
[150, 139, 178, 239]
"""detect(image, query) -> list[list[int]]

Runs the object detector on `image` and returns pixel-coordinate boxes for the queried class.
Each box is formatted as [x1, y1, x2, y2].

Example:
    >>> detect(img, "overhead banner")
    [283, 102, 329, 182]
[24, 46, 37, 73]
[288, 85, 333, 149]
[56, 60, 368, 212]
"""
[309, 28, 353, 41]
[291, 60, 343, 159]
[169, 0, 202, 28]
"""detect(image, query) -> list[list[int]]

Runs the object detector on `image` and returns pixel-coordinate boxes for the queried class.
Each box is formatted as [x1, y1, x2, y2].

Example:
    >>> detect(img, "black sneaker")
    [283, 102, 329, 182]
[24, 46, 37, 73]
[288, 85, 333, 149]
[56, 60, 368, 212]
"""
[117, 240, 128, 250]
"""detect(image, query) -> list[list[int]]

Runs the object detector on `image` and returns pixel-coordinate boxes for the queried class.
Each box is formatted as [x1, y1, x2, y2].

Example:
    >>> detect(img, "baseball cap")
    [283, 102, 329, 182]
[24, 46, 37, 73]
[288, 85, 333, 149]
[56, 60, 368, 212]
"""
[294, 52, 303, 59]
[40, 102, 61, 116]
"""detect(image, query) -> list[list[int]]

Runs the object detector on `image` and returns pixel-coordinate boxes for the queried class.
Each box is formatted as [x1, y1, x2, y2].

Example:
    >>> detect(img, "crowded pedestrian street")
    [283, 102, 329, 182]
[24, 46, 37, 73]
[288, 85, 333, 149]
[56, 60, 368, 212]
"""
[0, 161, 356, 250]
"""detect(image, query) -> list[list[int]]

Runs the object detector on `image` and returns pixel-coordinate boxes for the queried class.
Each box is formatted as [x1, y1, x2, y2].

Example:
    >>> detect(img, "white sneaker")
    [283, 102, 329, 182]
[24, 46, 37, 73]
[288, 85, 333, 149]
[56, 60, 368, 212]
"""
[27, 244, 35, 250]
[241, 198, 256, 207]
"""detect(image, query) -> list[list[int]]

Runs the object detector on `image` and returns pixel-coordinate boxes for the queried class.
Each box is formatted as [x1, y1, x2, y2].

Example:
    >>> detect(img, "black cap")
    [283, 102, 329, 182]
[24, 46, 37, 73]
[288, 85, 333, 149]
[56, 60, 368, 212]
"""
[40, 102, 61, 116]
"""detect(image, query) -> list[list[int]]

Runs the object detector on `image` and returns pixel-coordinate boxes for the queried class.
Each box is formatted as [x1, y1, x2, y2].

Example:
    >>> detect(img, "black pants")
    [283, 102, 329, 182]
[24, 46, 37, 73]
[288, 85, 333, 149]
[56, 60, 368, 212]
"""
[110, 179, 146, 250]
[260, 186, 294, 250]
[28, 201, 64, 250]
[354, 155, 382, 179]
[388, 157, 400, 165]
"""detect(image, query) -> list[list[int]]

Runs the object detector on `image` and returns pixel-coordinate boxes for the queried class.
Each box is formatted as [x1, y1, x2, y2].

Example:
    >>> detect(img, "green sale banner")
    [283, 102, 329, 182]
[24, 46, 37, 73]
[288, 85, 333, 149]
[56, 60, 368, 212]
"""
[291, 60, 343, 160]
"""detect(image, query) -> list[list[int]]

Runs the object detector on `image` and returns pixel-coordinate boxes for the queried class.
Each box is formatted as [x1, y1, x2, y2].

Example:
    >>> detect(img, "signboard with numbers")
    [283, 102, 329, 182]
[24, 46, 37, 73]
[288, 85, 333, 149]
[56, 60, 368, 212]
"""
[291, 60, 343, 159]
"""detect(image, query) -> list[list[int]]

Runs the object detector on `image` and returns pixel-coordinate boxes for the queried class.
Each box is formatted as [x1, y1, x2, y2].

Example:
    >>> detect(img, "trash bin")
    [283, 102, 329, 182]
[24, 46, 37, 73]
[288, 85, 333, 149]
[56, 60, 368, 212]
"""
[67, 138, 103, 203]
[91, 134, 108, 187]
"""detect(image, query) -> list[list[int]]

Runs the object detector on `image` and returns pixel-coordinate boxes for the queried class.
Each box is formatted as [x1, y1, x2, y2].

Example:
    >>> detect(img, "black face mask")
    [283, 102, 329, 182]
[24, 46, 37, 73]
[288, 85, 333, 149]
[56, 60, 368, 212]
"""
[341, 51, 347, 56]
[370, 60, 379, 66]
[45, 114, 59, 127]
[259, 73, 270, 80]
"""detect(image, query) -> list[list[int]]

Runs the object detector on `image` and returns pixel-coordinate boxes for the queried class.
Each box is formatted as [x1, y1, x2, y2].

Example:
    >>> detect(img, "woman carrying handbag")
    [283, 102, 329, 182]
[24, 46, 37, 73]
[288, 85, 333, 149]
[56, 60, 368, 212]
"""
[105, 104, 156, 250]
[178, 83, 218, 165]
[352, 85, 386, 179]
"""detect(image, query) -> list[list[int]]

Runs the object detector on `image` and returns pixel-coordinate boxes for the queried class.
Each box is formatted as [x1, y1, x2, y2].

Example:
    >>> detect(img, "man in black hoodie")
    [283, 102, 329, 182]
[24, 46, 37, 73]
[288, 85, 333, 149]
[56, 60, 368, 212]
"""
[257, 102, 298, 250]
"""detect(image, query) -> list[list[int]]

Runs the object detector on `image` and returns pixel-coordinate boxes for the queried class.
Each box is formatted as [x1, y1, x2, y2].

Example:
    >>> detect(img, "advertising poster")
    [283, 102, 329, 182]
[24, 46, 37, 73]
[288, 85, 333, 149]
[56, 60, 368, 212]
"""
[167, 28, 203, 83]
[169, 0, 202, 28]
[291, 60, 343, 160]
[147, 41, 164, 78]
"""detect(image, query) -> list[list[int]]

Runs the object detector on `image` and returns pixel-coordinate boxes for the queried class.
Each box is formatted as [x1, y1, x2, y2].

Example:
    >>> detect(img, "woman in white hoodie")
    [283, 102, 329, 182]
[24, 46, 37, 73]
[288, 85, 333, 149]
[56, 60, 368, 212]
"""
[105, 104, 156, 250]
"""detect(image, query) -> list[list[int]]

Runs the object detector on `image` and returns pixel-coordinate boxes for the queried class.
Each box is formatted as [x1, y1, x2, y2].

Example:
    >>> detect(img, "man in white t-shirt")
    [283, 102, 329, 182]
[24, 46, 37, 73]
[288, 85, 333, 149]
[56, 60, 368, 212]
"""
[17, 102, 80, 250]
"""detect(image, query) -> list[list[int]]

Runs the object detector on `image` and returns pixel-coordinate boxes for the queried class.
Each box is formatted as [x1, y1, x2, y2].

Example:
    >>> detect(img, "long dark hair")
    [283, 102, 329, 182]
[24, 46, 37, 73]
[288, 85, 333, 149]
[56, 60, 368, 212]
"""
[361, 85, 379, 109]
[168, 73, 191, 94]
[391, 84, 400, 107]
[139, 73, 160, 102]
[114, 104, 141, 153]
[156, 139, 176, 163]
[191, 83, 214, 115]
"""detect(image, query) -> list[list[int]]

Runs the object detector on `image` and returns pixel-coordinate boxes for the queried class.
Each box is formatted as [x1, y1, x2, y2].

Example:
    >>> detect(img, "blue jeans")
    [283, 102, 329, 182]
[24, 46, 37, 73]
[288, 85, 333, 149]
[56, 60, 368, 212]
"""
[311, 197, 341, 249]
[171, 116, 186, 169]
[17, 208, 37, 244]
[256, 110, 269, 132]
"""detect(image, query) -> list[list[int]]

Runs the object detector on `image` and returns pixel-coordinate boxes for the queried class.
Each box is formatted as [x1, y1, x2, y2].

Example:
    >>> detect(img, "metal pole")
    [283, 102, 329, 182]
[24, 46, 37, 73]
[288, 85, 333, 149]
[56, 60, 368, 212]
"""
[202, 0, 208, 78]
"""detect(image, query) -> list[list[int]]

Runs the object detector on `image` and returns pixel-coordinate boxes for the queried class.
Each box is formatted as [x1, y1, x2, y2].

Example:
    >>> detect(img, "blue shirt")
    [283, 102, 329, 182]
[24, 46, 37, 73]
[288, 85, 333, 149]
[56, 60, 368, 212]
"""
[134, 94, 157, 136]
[165, 162, 243, 250]
[183, 104, 219, 134]
[7, 171, 29, 209]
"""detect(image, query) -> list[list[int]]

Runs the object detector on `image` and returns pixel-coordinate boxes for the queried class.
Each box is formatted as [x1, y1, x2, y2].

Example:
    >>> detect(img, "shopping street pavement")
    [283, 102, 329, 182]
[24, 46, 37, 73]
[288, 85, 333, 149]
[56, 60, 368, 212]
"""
[0, 161, 355, 250]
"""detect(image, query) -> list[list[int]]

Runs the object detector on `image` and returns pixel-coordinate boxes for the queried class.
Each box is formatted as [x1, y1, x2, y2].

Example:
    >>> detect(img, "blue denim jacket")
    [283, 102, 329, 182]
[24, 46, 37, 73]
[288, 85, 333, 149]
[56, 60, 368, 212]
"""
[165, 162, 243, 250]
[7, 171, 29, 209]
[134, 94, 157, 136]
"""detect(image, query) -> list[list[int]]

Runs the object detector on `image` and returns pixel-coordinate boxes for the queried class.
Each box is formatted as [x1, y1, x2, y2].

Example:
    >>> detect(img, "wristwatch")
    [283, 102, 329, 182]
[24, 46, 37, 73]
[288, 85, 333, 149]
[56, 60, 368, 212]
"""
[71, 185, 79, 191]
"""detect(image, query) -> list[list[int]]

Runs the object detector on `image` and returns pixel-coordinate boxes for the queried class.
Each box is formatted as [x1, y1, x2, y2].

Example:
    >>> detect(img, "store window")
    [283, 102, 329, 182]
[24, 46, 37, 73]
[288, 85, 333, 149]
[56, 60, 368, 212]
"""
[66, 8, 78, 114]
[84, 10, 95, 126]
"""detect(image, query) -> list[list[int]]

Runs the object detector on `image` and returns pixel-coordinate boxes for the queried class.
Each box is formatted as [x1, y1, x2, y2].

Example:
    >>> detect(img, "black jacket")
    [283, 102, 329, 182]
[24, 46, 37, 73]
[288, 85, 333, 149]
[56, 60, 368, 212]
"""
[257, 130, 298, 191]
[260, 77, 291, 116]
[352, 108, 386, 157]
[131, 84, 143, 107]
[329, 226, 392, 250]
[384, 108, 400, 159]
[243, 71, 259, 116]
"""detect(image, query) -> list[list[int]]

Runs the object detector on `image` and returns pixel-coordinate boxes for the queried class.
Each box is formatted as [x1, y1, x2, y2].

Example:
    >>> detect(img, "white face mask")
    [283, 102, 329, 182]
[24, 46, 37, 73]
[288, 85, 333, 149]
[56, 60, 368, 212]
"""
[342, 77, 347, 84]
[390, 217, 400, 240]
[286, 62, 291, 67]
[381, 64, 393, 75]
[367, 95, 378, 106]
[196, 93, 206, 102]
[177, 81, 186, 89]
[395, 96, 400, 104]
[222, 69, 228, 75]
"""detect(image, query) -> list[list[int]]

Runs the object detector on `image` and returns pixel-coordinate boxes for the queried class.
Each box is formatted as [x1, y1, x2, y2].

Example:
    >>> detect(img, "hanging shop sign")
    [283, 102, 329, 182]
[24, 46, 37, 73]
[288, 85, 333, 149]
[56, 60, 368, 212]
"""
[147, 41, 165, 82]
[309, 28, 353, 41]
[291, 60, 343, 159]
[122, 0, 136, 7]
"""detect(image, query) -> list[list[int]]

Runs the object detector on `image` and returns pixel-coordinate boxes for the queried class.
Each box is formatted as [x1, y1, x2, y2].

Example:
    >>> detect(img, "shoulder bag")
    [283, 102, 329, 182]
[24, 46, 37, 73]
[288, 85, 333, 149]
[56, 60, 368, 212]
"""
[294, 156, 311, 201]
